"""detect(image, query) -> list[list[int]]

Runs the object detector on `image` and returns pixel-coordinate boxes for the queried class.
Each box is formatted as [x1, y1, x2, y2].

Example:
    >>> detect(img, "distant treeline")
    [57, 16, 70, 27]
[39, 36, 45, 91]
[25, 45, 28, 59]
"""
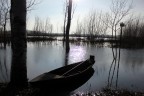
[0, 16, 144, 48]
[0, 30, 112, 38]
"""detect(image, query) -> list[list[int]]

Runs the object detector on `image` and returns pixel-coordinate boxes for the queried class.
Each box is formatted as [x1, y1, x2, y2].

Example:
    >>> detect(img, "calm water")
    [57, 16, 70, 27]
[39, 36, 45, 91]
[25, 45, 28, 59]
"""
[0, 41, 144, 92]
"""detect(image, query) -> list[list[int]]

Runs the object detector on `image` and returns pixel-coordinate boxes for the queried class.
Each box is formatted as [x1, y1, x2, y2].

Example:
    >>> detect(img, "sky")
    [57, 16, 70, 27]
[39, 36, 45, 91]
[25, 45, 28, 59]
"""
[27, 0, 144, 34]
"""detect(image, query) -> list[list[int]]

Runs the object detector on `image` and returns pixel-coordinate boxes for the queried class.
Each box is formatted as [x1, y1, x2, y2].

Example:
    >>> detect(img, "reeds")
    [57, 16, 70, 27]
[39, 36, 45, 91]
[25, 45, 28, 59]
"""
[122, 16, 144, 48]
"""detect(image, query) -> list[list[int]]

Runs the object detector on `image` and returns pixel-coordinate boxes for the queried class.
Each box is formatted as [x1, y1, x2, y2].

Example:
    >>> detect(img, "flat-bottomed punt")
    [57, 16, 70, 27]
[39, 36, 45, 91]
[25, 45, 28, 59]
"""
[29, 55, 95, 92]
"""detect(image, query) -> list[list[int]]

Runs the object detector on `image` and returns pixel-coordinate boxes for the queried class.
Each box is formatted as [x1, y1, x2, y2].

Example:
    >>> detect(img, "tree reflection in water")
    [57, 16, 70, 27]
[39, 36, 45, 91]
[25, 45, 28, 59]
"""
[107, 23, 124, 89]
[0, 46, 9, 83]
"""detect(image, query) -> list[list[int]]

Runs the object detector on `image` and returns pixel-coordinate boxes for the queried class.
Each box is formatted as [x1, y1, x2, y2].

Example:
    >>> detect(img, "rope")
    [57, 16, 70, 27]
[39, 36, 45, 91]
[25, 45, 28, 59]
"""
[62, 60, 86, 76]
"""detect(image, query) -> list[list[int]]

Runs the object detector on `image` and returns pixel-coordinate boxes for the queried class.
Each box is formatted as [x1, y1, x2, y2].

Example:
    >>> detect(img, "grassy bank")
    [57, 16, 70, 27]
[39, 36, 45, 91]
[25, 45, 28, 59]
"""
[1, 84, 144, 96]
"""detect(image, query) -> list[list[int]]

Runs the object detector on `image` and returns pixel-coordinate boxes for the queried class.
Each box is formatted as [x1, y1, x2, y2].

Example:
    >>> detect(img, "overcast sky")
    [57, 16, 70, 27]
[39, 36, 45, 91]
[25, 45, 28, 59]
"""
[27, 0, 144, 33]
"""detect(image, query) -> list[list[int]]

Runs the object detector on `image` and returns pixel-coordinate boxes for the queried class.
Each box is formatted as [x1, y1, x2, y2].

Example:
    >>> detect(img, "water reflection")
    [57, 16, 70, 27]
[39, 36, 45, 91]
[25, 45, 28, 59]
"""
[64, 48, 69, 66]
[27, 41, 65, 80]
[1, 41, 144, 91]
[10, 38, 28, 87]
[69, 45, 87, 63]
[0, 46, 10, 83]
[122, 49, 144, 69]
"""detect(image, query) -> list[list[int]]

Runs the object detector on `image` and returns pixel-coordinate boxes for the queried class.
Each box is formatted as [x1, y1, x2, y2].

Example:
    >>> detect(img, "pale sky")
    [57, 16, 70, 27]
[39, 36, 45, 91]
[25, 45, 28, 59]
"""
[27, 0, 144, 33]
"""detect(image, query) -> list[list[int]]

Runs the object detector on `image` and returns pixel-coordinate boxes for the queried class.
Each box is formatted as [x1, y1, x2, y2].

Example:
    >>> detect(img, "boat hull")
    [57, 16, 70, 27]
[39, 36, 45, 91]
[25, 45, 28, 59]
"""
[30, 67, 94, 92]
[29, 56, 95, 92]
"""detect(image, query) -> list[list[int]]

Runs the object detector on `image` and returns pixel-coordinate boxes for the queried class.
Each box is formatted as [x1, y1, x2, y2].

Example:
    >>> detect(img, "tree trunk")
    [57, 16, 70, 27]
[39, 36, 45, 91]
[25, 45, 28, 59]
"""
[3, 12, 8, 48]
[65, 0, 72, 52]
[63, 4, 67, 41]
[10, 0, 27, 87]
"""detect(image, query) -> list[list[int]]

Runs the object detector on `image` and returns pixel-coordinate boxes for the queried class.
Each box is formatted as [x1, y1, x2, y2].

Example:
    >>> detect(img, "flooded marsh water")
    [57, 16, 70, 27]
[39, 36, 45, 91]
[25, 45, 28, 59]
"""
[0, 41, 144, 92]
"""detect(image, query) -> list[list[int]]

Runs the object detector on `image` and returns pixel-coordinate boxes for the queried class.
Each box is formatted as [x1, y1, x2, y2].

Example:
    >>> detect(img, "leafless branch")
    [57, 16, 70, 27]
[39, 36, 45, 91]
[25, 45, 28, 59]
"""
[27, 0, 42, 11]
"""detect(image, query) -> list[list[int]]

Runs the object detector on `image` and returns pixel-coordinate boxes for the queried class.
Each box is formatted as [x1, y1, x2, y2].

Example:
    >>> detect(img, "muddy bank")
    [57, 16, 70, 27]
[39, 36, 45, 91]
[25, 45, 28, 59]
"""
[1, 84, 144, 96]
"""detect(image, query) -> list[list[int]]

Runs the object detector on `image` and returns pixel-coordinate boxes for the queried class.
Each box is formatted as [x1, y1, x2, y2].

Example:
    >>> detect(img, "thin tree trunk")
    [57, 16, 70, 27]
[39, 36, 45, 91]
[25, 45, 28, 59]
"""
[63, 4, 67, 41]
[65, 0, 72, 52]
[3, 12, 8, 48]
[116, 26, 123, 88]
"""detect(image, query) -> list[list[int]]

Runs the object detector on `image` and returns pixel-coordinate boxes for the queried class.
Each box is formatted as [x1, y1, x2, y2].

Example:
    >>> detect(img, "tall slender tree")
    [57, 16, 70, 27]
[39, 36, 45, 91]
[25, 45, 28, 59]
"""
[63, 0, 68, 41]
[0, 0, 10, 46]
[65, 0, 72, 52]
[107, 0, 133, 88]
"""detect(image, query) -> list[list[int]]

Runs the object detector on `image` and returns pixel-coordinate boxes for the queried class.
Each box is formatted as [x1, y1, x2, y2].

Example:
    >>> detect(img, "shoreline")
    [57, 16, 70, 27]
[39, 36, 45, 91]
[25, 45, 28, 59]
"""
[1, 84, 144, 96]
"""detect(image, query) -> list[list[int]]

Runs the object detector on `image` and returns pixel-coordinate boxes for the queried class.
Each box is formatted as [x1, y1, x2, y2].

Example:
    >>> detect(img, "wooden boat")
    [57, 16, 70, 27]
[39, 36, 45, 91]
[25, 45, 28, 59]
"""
[29, 55, 95, 92]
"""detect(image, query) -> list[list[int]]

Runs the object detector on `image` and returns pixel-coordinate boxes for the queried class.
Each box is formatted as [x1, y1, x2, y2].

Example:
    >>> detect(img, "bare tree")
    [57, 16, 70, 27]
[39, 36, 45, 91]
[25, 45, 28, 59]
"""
[0, 0, 38, 28]
[63, 0, 76, 40]
[45, 18, 53, 34]
[33, 16, 45, 33]
[107, 0, 133, 88]
[88, 11, 108, 39]
[75, 17, 82, 36]
[0, 0, 10, 41]
[109, 0, 133, 37]
[27, 0, 40, 11]
[65, 0, 73, 51]
[75, 11, 108, 41]
[33, 16, 40, 34]
[63, 0, 68, 41]
[33, 16, 53, 38]
[105, 0, 133, 59]
[0, 0, 38, 42]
